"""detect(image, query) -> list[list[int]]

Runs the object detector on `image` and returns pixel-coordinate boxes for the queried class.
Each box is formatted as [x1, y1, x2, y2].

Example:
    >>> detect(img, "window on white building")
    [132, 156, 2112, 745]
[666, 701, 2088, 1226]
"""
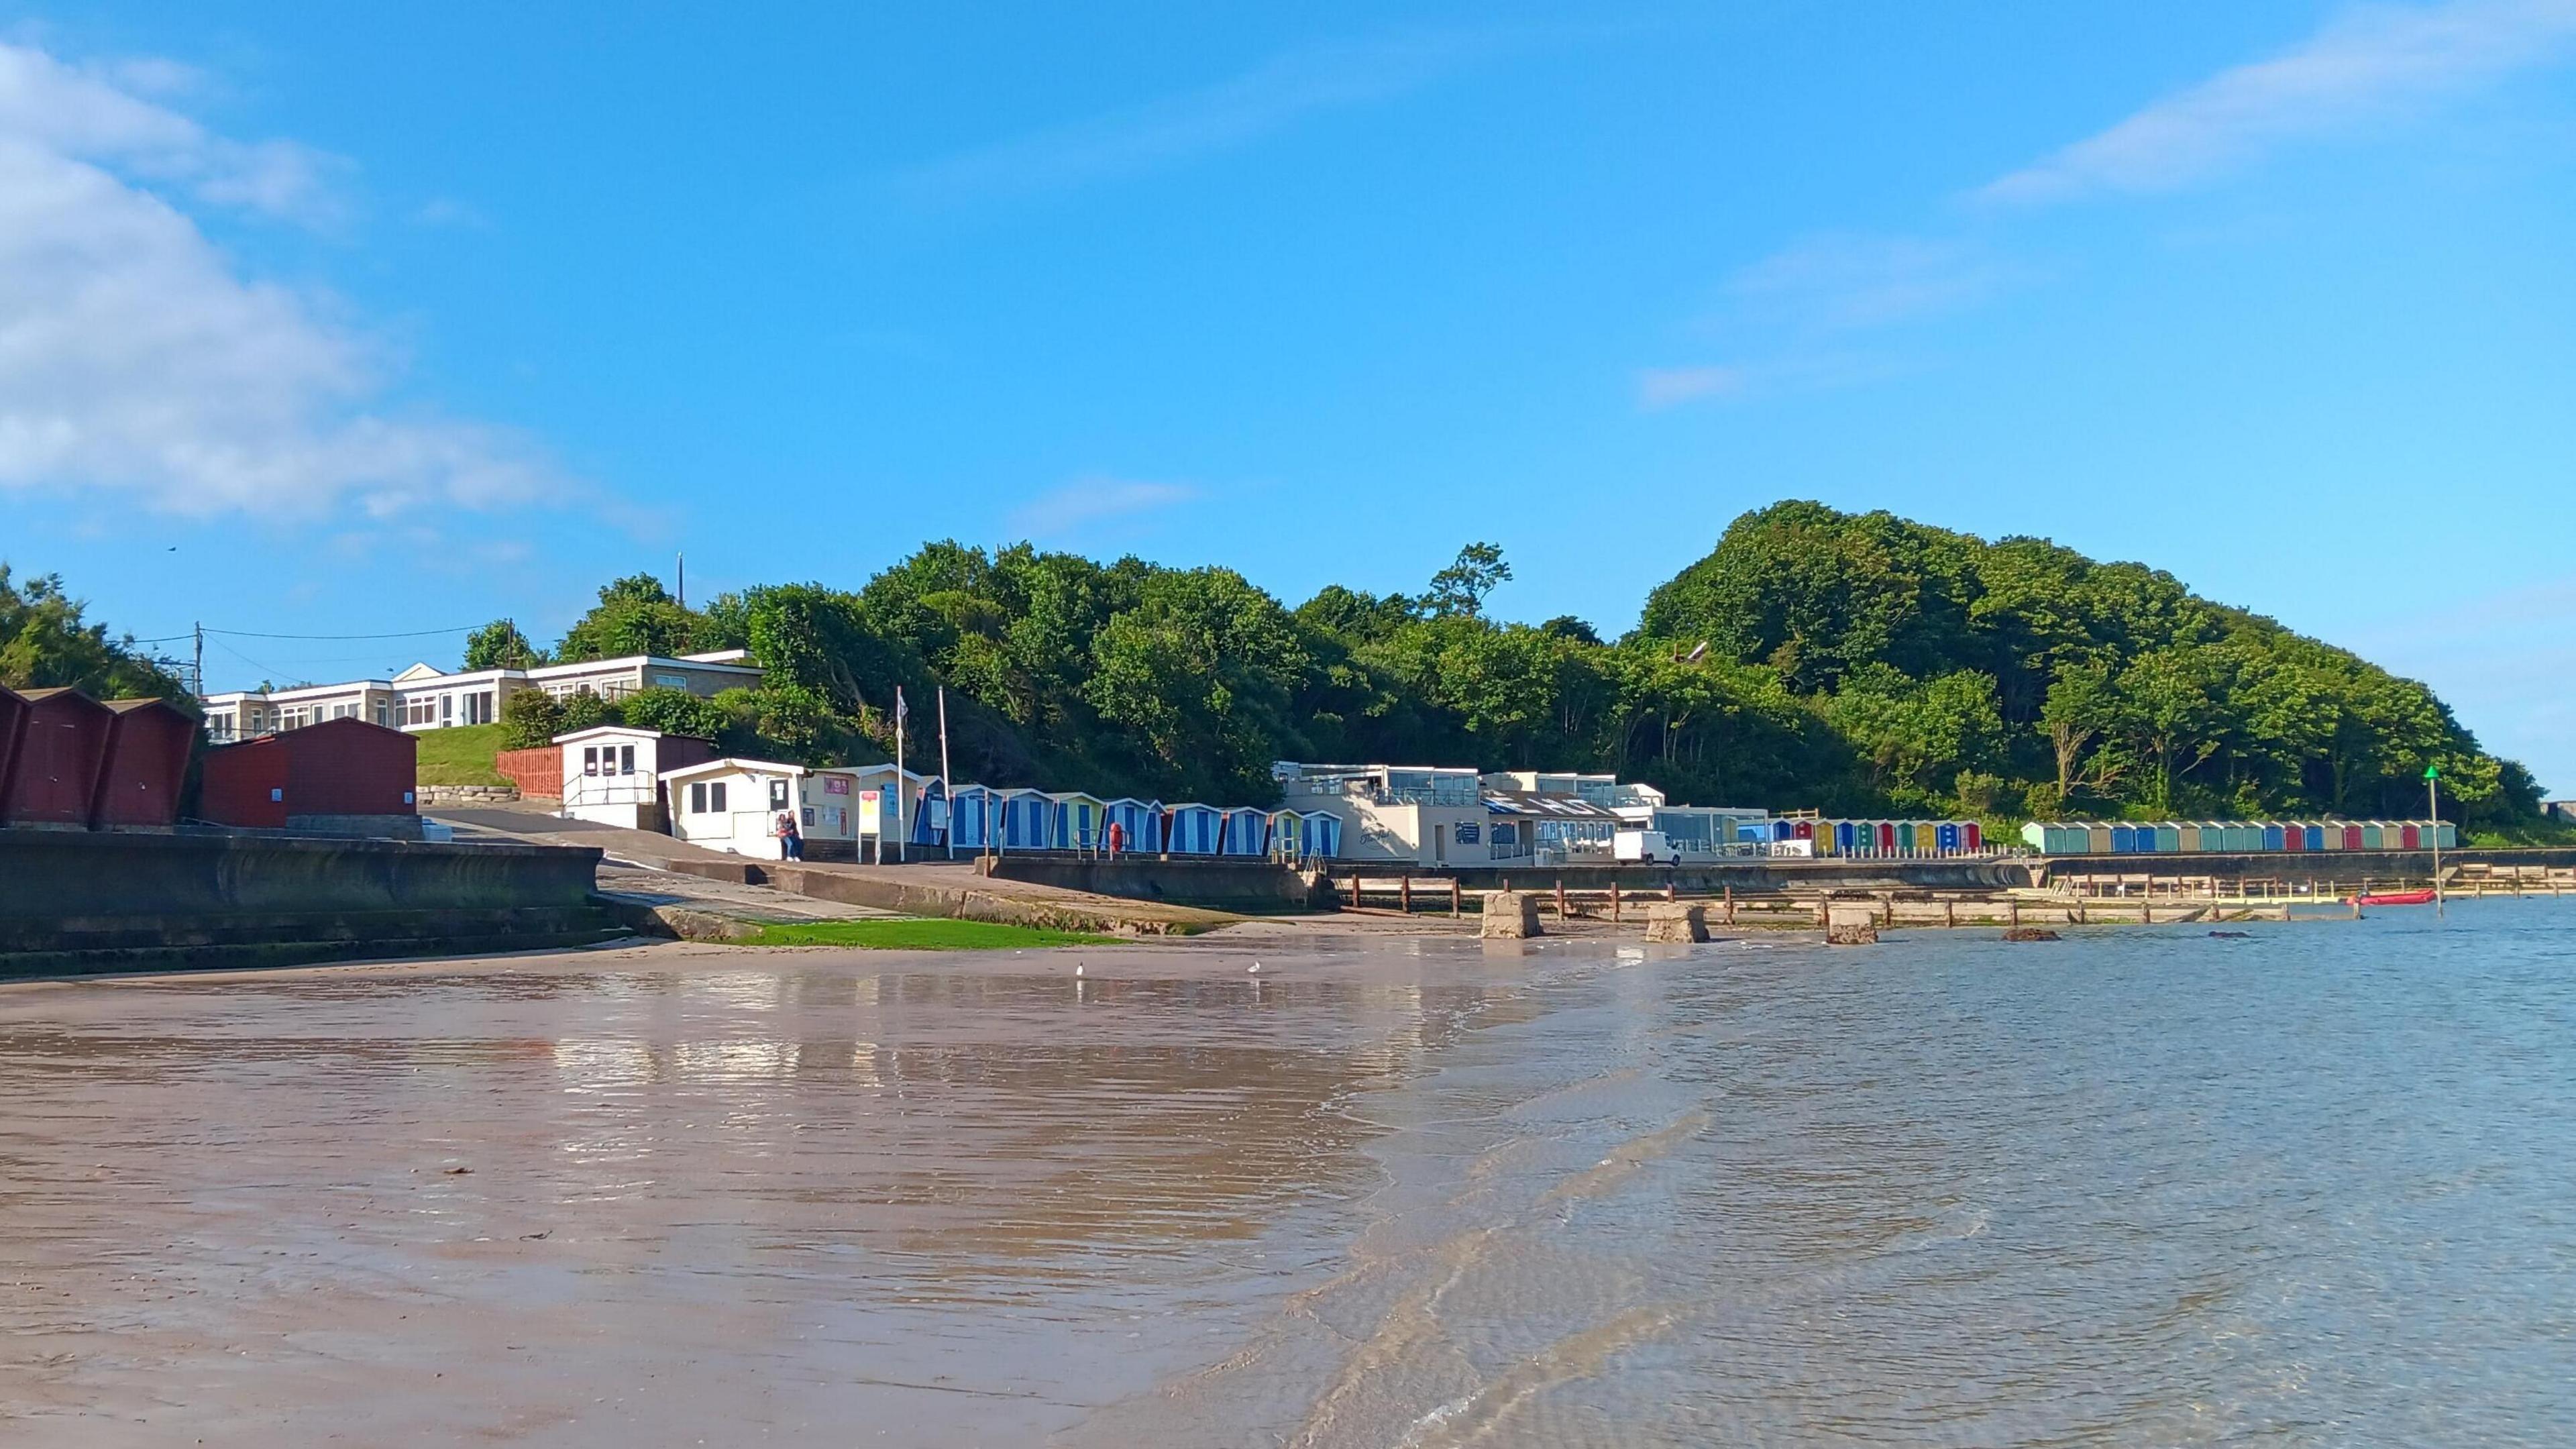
[584, 747, 600, 776]
[619, 745, 635, 775]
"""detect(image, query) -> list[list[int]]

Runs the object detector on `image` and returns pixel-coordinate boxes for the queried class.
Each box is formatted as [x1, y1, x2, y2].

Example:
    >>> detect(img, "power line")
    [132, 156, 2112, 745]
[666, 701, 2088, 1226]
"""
[203, 625, 480, 641]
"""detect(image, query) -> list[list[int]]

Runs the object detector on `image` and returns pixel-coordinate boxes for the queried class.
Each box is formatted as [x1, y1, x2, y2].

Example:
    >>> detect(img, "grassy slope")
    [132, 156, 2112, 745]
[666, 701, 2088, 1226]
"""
[741, 918, 1116, 950]
[413, 723, 509, 786]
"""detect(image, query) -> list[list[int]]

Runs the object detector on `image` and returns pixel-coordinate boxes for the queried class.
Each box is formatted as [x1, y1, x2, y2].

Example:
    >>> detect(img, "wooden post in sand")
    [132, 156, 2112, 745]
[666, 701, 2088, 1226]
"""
[1451, 877, 1463, 917]
[1349, 874, 1362, 910]
[1610, 881, 1621, 922]
[1400, 874, 1412, 914]
[1724, 886, 1735, 925]
[1556, 877, 1568, 921]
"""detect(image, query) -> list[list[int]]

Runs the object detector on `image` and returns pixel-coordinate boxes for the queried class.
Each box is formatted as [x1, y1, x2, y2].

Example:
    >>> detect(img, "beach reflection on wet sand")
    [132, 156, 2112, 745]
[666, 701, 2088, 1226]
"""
[0, 937, 1526, 1446]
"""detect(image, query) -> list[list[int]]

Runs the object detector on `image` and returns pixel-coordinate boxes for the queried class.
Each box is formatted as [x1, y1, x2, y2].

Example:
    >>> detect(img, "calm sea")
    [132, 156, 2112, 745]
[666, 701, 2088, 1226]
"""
[3, 902, 2572, 1446]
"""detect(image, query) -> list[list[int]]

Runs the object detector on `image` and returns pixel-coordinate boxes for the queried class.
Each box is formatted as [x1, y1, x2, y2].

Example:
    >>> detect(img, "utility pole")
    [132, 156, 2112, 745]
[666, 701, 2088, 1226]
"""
[676, 553, 686, 610]
[2427, 765, 2445, 918]
[894, 685, 908, 864]
[193, 623, 204, 700]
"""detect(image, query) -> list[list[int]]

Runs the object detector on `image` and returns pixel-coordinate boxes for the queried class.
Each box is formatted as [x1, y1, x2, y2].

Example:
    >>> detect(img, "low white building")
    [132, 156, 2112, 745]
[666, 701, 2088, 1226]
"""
[206, 649, 762, 741]
[664, 757, 808, 857]
[1273, 761, 1490, 866]
[555, 725, 720, 831]
[203, 679, 397, 743]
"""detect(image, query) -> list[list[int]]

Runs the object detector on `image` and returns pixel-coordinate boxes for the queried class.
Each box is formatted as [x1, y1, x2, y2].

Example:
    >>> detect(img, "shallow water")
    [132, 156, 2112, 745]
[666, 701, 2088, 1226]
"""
[4, 904, 2574, 1446]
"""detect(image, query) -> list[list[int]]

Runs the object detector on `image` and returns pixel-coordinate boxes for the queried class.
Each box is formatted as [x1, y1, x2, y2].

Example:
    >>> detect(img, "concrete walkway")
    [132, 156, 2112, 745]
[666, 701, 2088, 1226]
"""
[429, 800, 1240, 936]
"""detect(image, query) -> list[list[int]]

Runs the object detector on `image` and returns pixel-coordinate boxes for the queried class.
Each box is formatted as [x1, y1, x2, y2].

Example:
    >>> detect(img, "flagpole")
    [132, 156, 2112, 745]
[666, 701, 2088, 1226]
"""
[2427, 765, 2443, 918]
[938, 686, 955, 860]
[895, 686, 908, 864]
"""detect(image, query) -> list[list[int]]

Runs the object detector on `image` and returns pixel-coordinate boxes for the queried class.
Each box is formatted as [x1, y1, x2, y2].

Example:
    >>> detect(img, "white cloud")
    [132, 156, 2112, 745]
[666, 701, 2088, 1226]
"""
[1726, 233, 2003, 331]
[1982, 0, 2576, 205]
[1635, 366, 1743, 410]
[897, 28, 1509, 202]
[1009, 476, 1199, 538]
[0, 40, 572, 521]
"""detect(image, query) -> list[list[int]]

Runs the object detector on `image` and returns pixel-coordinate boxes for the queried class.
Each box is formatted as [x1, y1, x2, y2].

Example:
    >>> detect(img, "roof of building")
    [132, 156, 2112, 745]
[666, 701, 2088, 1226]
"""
[659, 756, 808, 782]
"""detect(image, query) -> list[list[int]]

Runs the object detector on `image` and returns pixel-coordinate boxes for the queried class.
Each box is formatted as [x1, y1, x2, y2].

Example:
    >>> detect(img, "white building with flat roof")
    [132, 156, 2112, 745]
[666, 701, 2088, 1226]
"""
[204, 649, 762, 742]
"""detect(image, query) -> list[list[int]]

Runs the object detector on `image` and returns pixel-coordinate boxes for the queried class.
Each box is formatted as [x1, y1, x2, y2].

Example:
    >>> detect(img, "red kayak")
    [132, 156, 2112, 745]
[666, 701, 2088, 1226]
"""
[2348, 889, 2438, 906]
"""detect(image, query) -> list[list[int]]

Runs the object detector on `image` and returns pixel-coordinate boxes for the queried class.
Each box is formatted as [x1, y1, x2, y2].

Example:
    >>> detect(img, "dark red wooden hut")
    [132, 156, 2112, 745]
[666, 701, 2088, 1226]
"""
[198, 718, 419, 830]
[0, 686, 28, 808]
[1, 688, 117, 827]
[90, 698, 197, 829]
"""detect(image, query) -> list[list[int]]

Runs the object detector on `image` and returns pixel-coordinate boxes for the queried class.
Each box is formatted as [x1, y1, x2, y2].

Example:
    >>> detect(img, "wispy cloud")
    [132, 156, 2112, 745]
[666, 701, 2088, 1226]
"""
[1635, 366, 1743, 410]
[1982, 0, 2576, 205]
[0, 39, 576, 521]
[1009, 476, 1199, 538]
[896, 28, 1516, 203]
[1726, 233, 2004, 331]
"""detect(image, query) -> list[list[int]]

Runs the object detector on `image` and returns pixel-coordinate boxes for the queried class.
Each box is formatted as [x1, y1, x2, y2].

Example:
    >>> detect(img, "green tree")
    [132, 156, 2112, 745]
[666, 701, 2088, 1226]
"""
[464, 619, 545, 671]
[555, 574, 704, 662]
[498, 688, 565, 749]
[1424, 543, 1512, 619]
[0, 566, 191, 702]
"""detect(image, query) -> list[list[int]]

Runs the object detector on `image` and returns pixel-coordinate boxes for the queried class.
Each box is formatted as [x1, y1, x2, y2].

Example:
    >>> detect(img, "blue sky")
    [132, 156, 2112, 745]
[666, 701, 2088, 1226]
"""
[3, 2, 2571, 791]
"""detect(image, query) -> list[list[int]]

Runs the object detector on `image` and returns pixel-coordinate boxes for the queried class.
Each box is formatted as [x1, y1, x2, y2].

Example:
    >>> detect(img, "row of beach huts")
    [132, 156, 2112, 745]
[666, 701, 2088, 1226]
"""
[2020, 819, 2457, 855]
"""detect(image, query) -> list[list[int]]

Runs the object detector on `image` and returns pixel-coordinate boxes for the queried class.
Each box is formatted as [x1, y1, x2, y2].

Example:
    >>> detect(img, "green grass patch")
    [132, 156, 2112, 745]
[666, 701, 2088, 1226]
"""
[413, 722, 509, 786]
[740, 918, 1118, 951]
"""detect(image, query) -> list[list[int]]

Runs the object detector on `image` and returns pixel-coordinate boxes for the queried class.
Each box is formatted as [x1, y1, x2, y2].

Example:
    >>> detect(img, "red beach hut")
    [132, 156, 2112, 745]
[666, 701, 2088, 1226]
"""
[1, 688, 116, 827]
[90, 698, 197, 829]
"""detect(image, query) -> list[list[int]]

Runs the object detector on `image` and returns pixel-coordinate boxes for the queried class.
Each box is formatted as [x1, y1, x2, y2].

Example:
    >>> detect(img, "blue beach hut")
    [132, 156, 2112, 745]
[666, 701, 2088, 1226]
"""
[1299, 810, 1343, 860]
[1219, 806, 1269, 857]
[2301, 823, 2324, 852]
[1099, 798, 1163, 853]
[2110, 824, 2140, 853]
[1165, 803, 1223, 855]
[995, 788, 1053, 851]
[947, 784, 995, 850]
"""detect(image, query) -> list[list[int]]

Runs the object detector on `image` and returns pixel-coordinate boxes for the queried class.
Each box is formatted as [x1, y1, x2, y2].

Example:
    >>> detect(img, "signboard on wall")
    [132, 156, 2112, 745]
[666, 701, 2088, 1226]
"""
[857, 788, 882, 836]
[1456, 823, 1481, 845]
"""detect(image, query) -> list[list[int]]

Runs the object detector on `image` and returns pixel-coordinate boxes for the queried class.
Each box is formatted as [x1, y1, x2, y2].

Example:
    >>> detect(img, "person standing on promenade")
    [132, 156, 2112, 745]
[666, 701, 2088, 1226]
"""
[775, 811, 804, 861]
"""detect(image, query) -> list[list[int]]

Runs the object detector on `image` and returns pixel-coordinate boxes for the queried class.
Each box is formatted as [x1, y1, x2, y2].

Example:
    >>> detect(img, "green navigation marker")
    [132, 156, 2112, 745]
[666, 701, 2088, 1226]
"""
[2424, 765, 2440, 780]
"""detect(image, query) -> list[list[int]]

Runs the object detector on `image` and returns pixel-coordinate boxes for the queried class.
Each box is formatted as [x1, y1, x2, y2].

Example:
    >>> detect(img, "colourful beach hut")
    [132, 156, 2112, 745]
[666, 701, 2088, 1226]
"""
[1964, 821, 1983, 853]
[947, 784, 994, 849]
[1099, 797, 1164, 853]
[1165, 802, 1223, 855]
[1300, 810, 1343, 860]
[2110, 823, 2142, 853]
[1218, 806, 1269, 857]
[994, 788, 1053, 851]
[1046, 792, 1106, 851]
[2360, 822, 2385, 849]
[2399, 822, 2421, 850]
[1836, 820, 1860, 855]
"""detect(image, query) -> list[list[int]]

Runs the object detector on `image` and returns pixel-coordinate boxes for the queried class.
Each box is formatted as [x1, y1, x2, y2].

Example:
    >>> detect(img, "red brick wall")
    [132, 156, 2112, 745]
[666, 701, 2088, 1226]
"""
[496, 745, 562, 798]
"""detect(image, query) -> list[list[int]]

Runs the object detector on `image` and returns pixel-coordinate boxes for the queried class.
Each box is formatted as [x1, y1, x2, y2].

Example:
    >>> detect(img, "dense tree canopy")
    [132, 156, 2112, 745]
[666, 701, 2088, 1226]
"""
[0, 566, 191, 704]
[516, 502, 2546, 833]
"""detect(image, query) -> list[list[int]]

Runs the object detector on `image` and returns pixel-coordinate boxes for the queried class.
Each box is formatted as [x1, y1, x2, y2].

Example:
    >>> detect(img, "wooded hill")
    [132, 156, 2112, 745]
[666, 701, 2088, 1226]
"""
[478, 500, 2546, 835]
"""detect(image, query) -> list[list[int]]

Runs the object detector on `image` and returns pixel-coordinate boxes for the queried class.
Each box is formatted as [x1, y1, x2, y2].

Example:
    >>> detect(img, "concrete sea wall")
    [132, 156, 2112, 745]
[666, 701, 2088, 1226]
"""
[1, 827, 612, 975]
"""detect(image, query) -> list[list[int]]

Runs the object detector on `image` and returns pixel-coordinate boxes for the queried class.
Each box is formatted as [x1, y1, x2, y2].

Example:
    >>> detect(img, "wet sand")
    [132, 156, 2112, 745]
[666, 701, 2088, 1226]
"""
[0, 936, 1544, 1446]
[10, 910, 2576, 1446]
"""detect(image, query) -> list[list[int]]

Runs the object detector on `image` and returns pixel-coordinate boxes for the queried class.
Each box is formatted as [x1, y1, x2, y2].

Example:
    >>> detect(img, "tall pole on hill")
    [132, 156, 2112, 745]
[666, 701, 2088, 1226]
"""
[2427, 765, 2444, 918]
[895, 686, 908, 864]
[938, 686, 955, 860]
